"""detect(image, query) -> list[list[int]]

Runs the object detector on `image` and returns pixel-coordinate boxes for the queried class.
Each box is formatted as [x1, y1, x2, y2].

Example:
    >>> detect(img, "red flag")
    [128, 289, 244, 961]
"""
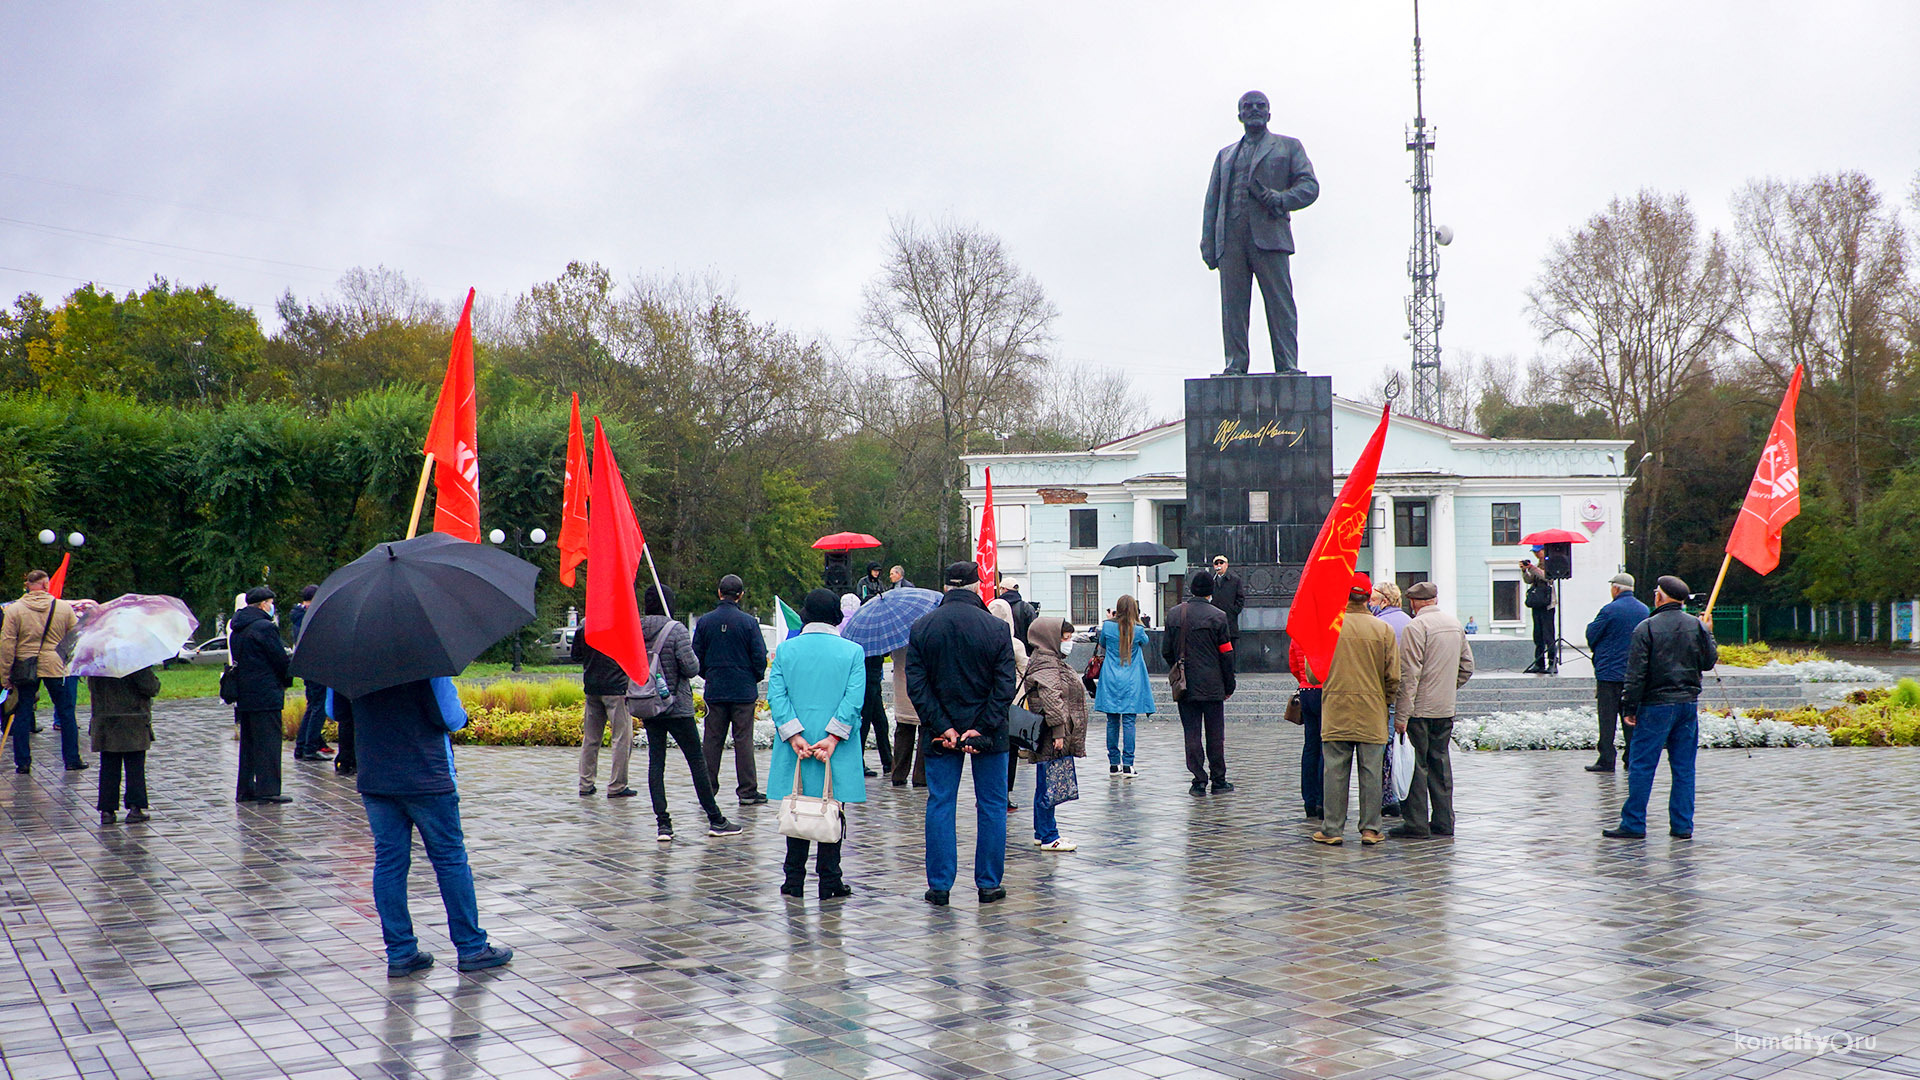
[558, 392, 590, 587]
[1726, 365, 1804, 575]
[47, 552, 70, 599]
[976, 467, 998, 603]
[583, 418, 649, 682]
[1286, 404, 1392, 683]
[422, 288, 480, 542]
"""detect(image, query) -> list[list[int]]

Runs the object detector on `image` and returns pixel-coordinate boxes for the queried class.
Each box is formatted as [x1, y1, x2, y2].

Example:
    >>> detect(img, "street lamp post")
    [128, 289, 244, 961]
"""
[487, 527, 550, 671]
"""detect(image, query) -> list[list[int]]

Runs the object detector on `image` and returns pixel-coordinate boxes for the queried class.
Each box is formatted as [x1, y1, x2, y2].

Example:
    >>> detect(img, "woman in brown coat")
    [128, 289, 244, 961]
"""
[89, 666, 161, 824]
[1022, 617, 1087, 852]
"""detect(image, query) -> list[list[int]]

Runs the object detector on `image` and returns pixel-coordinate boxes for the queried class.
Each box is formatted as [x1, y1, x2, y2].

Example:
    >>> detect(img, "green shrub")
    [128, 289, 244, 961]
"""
[1890, 678, 1920, 709]
[1717, 642, 1831, 668]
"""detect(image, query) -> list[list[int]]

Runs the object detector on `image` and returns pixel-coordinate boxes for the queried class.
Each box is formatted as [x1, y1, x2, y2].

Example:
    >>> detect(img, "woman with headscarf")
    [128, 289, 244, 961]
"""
[639, 584, 741, 843]
[767, 589, 867, 899]
[1022, 617, 1086, 852]
[988, 596, 1029, 812]
[1093, 594, 1154, 778]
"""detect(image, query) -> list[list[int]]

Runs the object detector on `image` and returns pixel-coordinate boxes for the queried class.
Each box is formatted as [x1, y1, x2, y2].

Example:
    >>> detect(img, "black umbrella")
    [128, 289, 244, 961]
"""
[1100, 541, 1179, 568]
[290, 533, 539, 699]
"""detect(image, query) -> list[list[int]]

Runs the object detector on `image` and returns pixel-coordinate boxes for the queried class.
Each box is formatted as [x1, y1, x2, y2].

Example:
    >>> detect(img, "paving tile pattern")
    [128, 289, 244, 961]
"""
[3, 699, 1918, 1079]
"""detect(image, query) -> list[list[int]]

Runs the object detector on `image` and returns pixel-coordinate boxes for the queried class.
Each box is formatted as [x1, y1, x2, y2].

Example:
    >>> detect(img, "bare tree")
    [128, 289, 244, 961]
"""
[859, 217, 1057, 564]
[1360, 351, 1513, 431]
[1732, 173, 1909, 520]
[1527, 190, 1737, 579]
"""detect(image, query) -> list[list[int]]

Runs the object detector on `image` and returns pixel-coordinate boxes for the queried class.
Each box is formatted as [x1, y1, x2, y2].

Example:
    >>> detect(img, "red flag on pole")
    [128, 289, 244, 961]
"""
[1285, 404, 1392, 683]
[976, 467, 998, 603]
[1726, 364, 1804, 575]
[583, 418, 649, 682]
[558, 392, 590, 587]
[422, 287, 480, 542]
[47, 552, 70, 599]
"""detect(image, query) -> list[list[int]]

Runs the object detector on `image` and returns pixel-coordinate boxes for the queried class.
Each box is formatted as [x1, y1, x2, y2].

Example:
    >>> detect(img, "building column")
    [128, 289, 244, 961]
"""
[1431, 491, 1457, 611]
[1133, 494, 1157, 624]
[1371, 494, 1396, 586]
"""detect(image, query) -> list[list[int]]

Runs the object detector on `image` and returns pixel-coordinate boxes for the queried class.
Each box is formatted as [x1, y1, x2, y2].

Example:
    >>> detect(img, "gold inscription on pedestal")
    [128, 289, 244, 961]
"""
[1212, 418, 1305, 451]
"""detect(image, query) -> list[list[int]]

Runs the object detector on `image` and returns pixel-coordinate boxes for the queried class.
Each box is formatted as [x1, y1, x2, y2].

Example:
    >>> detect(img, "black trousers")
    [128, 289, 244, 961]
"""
[98, 750, 148, 811]
[1531, 607, 1558, 667]
[1595, 681, 1632, 766]
[860, 656, 891, 773]
[646, 714, 726, 828]
[1218, 239, 1297, 373]
[701, 700, 760, 800]
[334, 710, 357, 772]
[783, 816, 846, 890]
[890, 723, 926, 785]
[1178, 699, 1228, 785]
[1400, 717, 1455, 835]
[235, 709, 283, 801]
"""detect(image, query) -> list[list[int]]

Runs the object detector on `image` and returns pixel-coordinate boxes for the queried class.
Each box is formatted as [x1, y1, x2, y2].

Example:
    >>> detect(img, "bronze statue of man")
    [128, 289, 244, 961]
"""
[1202, 90, 1319, 375]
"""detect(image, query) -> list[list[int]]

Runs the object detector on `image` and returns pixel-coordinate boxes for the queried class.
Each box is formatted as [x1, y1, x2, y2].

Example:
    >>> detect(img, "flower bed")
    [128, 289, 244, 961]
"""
[453, 707, 779, 749]
[1452, 707, 1833, 751]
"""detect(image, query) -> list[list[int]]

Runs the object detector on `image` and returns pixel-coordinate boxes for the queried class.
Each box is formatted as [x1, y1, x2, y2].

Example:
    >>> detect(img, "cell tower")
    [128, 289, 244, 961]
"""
[1405, 0, 1449, 422]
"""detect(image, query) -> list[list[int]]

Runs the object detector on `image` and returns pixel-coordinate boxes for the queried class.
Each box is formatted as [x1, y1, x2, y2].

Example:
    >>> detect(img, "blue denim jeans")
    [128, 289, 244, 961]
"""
[1105, 713, 1136, 767]
[1032, 762, 1061, 843]
[1618, 701, 1698, 836]
[362, 792, 489, 964]
[924, 749, 1008, 892]
[296, 681, 330, 756]
[11, 677, 82, 769]
[1298, 687, 1324, 813]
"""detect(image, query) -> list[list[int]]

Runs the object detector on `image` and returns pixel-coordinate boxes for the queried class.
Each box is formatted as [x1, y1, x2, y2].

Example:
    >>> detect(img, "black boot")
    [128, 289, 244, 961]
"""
[781, 837, 808, 897]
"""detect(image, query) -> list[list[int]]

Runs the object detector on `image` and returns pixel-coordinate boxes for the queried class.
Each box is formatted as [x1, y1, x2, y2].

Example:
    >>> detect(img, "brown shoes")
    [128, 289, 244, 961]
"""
[1361, 830, 1386, 845]
[1311, 832, 1342, 845]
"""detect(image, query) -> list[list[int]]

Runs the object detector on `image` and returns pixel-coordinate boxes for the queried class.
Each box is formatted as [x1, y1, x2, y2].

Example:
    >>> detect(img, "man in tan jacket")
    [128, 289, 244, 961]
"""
[1390, 582, 1473, 839]
[1314, 572, 1399, 846]
[2, 569, 83, 773]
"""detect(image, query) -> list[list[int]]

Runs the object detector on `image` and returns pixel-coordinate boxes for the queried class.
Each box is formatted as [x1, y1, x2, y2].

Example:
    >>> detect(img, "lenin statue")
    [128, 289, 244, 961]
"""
[1201, 90, 1319, 375]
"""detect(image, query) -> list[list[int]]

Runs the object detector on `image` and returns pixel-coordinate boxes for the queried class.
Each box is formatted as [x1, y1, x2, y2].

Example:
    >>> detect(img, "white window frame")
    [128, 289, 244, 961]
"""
[1488, 562, 1525, 629]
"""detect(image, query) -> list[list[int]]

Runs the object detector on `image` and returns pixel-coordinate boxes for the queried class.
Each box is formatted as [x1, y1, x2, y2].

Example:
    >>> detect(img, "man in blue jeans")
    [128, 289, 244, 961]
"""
[1605, 575, 1717, 840]
[352, 676, 512, 976]
[906, 562, 1018, 907]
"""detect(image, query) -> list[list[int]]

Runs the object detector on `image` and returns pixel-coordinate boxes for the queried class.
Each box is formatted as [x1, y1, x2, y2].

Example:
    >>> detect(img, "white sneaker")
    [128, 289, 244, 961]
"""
[1038, 838, 1077, 852]
[1121, 766, 1139, 779]
[656, 827, 673, 843]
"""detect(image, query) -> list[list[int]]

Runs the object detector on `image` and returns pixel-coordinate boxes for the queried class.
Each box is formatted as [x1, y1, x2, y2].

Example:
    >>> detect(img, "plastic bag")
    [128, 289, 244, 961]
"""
[1390, 731, 1416, 803]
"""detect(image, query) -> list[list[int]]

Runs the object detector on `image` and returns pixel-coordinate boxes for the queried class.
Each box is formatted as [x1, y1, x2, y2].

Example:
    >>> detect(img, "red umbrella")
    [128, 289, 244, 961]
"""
[812, 532, 882, 551]
[1519, 529, 1589, 546]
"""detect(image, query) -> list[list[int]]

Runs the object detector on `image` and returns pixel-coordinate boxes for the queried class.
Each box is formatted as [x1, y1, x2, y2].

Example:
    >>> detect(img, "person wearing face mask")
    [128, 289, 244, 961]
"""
[1022, 617, 1087, 852]
[229, 586, 294, 804]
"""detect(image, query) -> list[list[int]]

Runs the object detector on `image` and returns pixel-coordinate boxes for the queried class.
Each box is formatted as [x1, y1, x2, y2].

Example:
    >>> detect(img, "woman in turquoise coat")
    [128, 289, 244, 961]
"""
[767, 588, 868, 900]
[1092, 594, 1155, 777]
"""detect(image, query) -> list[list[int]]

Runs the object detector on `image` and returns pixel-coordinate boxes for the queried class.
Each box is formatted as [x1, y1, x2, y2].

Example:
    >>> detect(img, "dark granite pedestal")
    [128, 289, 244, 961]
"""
[1181, 374, 1333, 673]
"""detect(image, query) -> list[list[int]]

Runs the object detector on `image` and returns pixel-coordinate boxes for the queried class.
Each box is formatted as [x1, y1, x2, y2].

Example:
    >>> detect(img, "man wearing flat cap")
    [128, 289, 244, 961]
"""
[1314, 572, 1399, 846]
[1584, 573, 1650, 773]
[1389, 582, 1473, 839]
[231, 586, 294, 803]
[1606, 574, 1716, 840]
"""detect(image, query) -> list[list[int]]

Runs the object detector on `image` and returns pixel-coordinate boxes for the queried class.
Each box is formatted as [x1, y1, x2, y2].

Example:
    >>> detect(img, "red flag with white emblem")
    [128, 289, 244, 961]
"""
[422, 288, 480, 543]
[976, 467, 997, 603]
[1726, 365, 1803, 575]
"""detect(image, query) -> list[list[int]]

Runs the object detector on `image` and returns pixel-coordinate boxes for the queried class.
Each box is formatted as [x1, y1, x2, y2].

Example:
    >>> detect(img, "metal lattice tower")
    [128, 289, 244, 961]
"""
[1405, 0, 1444, 421]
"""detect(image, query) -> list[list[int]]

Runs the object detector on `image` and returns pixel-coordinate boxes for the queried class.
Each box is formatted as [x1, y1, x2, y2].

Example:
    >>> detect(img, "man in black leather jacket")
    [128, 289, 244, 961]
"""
[1605, 575, 1717, 841]
[1162, 570, 1238, 796]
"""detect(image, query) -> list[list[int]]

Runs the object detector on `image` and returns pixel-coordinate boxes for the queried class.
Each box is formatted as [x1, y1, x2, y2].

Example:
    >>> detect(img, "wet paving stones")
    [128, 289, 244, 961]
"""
[2, 698, 1917, 1079]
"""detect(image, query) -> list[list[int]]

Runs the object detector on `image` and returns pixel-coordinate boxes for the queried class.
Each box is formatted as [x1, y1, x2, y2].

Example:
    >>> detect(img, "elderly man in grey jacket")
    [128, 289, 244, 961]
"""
[1388, 581, 1474, 839]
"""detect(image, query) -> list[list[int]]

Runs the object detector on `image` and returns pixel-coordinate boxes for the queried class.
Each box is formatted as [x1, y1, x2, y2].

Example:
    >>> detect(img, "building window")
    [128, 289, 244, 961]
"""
[1491, 502, 1521, 546]
[1394, 500, 1428, 547]
[1396, 572, 1423, 600]
[1070, 574, 1100, 626]
[1492, 578, 1521, 624]
[1069, 508, 1098, 549]
[1159, 576, 1182, 624]
[1248, 490, 1270, 523]
[1161, 503, 1187, 549]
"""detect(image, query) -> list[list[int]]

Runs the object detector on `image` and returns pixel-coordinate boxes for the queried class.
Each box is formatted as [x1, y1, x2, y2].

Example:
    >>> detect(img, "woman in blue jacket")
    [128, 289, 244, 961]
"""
[1093, 595, 1154, 777]
[767, 589, 868, 900]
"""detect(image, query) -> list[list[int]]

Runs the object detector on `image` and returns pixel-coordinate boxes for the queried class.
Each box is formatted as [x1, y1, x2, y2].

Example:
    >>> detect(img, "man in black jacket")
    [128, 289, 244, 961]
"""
[1208, 555, 1246, 640]
[1605, 575, 1717, 840]
[572, 623, 636, 798]
[230, 586, 293, 803]
[693, 574, 770, 804]
[1163, 570, 1237, 796]
[906, 562, 1018, 908]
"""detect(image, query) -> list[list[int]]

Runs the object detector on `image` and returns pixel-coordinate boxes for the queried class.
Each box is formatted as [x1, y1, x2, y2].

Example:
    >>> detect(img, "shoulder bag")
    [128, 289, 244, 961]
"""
[627, 623, 676, 720]
[1167, 608, 1189, 702]
[777, 747, 843, 844]
[1080, 635, 1104, 695]
[9, 604, 58, 685]
[1284, 692, 1304, 725]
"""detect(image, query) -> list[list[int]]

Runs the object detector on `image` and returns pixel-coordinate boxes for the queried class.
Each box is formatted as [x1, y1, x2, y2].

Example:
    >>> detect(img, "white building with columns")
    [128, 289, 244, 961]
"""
[962, 398, 1634, 639]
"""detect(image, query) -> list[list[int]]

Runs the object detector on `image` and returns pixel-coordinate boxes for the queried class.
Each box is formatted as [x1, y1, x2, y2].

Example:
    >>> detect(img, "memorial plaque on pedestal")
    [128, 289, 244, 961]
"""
[1182, 374, 1334, 672]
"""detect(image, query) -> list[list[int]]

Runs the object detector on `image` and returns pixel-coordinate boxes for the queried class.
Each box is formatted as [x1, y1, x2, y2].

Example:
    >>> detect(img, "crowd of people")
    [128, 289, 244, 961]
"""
[0, 547, 1721, 975]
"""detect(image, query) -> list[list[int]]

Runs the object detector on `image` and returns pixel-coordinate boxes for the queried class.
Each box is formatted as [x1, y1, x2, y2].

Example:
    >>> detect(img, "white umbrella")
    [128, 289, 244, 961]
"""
[67, 594, 199, 678]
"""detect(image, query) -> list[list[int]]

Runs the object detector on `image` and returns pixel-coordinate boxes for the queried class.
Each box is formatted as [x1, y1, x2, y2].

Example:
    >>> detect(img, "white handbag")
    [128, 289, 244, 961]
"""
[1390, 731, 1416, 803]
[777, 747, 844, 844]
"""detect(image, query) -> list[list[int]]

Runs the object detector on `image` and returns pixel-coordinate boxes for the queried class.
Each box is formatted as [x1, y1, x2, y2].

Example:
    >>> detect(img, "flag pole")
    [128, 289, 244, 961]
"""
[640, 542, 673, 622]
[405, 452, 436, 539]
[1703, 552, 1733, 617]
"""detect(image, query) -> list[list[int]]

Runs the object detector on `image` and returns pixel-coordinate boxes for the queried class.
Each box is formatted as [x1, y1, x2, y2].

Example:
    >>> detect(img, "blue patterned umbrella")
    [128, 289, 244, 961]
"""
[840, 587, 942, 657]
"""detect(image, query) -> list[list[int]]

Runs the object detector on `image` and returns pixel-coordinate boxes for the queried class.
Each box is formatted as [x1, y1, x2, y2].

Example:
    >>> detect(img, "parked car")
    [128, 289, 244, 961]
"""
[179, 635, 230, 667]
[537, 626, 579, 663]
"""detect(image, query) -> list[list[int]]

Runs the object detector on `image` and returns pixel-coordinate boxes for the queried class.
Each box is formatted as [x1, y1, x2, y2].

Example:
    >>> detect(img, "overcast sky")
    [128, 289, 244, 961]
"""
[5, 1, 1918, 407]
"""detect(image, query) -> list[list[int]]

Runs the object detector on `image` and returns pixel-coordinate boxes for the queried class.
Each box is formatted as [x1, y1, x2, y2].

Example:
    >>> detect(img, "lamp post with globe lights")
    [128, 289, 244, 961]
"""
[487, 527, 550, 671]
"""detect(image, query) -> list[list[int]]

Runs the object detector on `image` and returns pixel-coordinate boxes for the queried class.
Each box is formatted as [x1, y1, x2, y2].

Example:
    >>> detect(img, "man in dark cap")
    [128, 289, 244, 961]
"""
[694, 573, 770, 805]
[1606, 575, 1717, 840]
[1389, 581, 1472, 839]
[1584, 572, 1650, 773]
[230, 586, 293, 803]
[905, 561, 1018, 907]
[855, 562, 888, 603]
[290, 584, 335, 762]
[1162, 569, 1237, 796]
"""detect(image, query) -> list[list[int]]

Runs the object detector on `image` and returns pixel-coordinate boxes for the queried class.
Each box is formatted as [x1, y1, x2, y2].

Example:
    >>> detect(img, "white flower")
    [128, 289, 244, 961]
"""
[1764, 659, 1884, 683]
[1452, 707, 1831, 751]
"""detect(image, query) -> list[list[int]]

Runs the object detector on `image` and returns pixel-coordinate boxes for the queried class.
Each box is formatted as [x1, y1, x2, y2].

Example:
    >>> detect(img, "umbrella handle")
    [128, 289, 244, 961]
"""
[406, 452, 436, 540]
